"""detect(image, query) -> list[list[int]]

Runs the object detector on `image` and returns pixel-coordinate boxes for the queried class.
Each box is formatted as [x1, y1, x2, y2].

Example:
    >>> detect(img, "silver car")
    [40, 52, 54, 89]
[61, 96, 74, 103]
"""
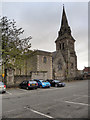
[0, 82, 6, 93]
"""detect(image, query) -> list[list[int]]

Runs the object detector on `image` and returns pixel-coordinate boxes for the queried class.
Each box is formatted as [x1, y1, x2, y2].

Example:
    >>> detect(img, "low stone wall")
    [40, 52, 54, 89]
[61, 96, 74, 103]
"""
[14, 75, 31, 87]
[31, 71, 47, 80]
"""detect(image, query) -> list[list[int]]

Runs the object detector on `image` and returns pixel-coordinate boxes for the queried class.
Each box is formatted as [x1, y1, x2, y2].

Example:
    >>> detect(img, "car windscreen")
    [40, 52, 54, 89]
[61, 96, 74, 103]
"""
[42, 80, 48, 82]
[54, 80, 60, 83]
[29, 81, 36, 83]
[39, 80, 44, 82]
[0, 82, 4, 85]
[39, 80, 47, 82]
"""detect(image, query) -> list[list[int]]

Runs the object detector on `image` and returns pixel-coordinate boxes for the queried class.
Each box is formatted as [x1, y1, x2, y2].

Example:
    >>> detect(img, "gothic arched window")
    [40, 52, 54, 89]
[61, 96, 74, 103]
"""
[62, 43, 64, 50]
[71, 63, 74, 69]
[60, 43, 61, 50]
[58, 60, 62, 71]
[43, 56, 47, 63]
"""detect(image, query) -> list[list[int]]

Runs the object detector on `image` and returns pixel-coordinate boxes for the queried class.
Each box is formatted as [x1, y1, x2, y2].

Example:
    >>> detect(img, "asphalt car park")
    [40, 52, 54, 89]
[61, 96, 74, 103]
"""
[1, 80, 89, 119]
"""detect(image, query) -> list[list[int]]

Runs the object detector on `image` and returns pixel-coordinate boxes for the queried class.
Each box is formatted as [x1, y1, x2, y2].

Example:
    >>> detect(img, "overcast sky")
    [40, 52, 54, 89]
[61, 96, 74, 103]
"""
[1, 1, 88, 70]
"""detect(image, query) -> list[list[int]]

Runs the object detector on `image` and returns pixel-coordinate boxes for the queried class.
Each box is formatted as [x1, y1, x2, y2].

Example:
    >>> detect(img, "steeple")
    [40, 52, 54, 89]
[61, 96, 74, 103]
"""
[58, 5, 71, 37]
[61, 5, 69, 28]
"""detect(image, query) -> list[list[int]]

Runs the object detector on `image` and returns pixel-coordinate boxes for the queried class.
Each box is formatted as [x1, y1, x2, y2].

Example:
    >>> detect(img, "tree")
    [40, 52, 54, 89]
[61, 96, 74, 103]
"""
[0, 16, 32, 71]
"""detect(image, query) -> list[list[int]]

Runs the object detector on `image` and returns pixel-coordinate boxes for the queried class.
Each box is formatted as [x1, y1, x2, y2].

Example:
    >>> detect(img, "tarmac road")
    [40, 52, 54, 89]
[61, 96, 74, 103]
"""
[0, 80, 89, 119]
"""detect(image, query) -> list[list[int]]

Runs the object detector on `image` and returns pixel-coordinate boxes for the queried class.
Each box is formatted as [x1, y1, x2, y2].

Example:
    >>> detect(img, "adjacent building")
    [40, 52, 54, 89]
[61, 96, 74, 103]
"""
[83, 67, 90, 79]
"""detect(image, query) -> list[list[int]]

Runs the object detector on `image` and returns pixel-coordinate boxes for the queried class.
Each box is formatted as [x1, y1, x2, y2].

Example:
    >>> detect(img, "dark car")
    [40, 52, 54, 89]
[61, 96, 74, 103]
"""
[19, 80, 38, 90]
[47, 79, 65, 87]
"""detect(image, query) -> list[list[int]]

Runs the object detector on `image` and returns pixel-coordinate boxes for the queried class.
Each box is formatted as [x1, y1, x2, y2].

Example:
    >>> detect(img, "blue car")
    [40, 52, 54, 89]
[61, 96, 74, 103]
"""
[34, 79, 51, 88]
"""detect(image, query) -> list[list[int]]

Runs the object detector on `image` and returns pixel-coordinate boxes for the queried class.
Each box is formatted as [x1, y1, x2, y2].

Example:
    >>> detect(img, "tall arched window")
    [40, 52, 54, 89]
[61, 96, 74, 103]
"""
[43, 56, 47, 63]
[62, 43, 64, 50]
[60, 43, 61, 50]
[71, 63, 74, 69]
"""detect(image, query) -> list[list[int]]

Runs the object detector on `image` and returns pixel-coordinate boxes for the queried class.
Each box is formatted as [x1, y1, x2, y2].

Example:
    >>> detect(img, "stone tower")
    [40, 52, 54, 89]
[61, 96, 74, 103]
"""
[53, 5, 77, 80]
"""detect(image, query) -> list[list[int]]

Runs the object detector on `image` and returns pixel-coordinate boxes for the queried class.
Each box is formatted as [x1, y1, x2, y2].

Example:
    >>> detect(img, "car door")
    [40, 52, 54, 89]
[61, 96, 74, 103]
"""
[21, 81, 25, 88]
[37, 80, 41, 87]
[52, 80, 55, 86]
[22, 81, 26, 89]
[24, 81, 28, 89]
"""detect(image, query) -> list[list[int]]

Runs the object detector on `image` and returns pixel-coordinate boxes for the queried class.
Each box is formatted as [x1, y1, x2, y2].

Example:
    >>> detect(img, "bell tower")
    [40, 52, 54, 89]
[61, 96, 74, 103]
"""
[55, 5, 77, 79]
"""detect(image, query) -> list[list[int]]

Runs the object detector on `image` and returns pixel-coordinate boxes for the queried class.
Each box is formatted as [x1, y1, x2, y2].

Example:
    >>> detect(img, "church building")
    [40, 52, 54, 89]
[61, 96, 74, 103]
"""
[14, 5, 77, 81]
[53, 5, 77, 80]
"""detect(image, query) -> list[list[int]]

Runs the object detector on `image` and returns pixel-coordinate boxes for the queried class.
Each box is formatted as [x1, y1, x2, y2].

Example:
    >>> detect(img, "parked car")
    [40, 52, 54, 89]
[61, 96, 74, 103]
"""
[19, 80, 38, 90]
[47, 79, 65, 87]
[0, 81, 6, 93]
[33, 79, 51, 88]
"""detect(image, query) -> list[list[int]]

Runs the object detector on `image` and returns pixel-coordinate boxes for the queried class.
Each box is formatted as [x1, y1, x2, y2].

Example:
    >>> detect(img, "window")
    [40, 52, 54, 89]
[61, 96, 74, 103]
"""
[62, 43, 64, 50]
[59, 43, 65, 50]
[58, 60, 62, 71]
[58, 63, 62, 70]
[60, 43, 61, 50]
[43, 57, 47, 63]
[71, 63, 74, 69]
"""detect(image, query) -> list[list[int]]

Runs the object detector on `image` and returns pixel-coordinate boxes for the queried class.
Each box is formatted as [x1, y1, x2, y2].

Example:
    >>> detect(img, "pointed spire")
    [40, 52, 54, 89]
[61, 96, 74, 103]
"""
[61, 5, 69, 27]
[58, 5, 71, 37]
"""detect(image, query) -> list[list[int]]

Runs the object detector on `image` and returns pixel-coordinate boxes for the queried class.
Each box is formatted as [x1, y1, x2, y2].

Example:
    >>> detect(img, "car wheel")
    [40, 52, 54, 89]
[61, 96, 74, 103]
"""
[26, 87, 29, 90]
[55, 84, 57, 87]
[2, 91, 6, 94]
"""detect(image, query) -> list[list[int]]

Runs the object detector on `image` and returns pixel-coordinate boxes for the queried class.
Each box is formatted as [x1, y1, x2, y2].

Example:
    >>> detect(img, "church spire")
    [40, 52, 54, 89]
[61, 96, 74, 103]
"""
[61, 5, 69, 28]
[58, 5, 71, 37]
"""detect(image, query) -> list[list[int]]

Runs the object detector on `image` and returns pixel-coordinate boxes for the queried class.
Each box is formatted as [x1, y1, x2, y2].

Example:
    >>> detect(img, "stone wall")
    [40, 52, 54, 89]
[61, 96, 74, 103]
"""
[31, 71, 47, 80]
[7, 68, 14, 87]
[14, 50, 52, 80]
[14, 53, 37, 76]
[14, 75, 31, 86]
[52, 50, 66, 80]
[36, 51, 52, 79]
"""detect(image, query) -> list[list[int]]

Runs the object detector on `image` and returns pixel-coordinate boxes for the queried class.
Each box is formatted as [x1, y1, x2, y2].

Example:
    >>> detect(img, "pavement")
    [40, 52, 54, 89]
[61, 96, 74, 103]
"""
[0, 80, 89, 119]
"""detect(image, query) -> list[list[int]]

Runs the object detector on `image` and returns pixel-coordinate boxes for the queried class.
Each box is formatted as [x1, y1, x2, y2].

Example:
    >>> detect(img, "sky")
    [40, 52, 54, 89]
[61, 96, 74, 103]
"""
[1, 1, 88, 70]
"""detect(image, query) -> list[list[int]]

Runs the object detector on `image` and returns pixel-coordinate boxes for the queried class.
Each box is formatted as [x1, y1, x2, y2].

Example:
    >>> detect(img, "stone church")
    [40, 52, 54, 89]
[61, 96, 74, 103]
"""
[52, 6, 77, 80]
[14, 6, 77, 80]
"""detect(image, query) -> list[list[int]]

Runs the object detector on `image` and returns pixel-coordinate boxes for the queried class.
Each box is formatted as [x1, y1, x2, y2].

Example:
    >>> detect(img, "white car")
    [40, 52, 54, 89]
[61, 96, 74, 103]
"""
[0, 81, 6, 93]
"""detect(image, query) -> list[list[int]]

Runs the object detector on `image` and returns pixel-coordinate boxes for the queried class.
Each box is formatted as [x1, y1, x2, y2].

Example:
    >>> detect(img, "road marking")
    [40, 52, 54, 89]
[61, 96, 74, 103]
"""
[4, 86, 73, 96]
[65, 101, 89, 106]
[70, 96, 87, 101]
[17, 88, 29, 92]
[30, 108, 53, 119]
[24, 106, 54, 118]
[13, 108, 54, 118]
[3, 108, 23, 114]
[4, 109, 18, 113]
[74, 94, 89, 97]
[6, 91, 12, 95]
